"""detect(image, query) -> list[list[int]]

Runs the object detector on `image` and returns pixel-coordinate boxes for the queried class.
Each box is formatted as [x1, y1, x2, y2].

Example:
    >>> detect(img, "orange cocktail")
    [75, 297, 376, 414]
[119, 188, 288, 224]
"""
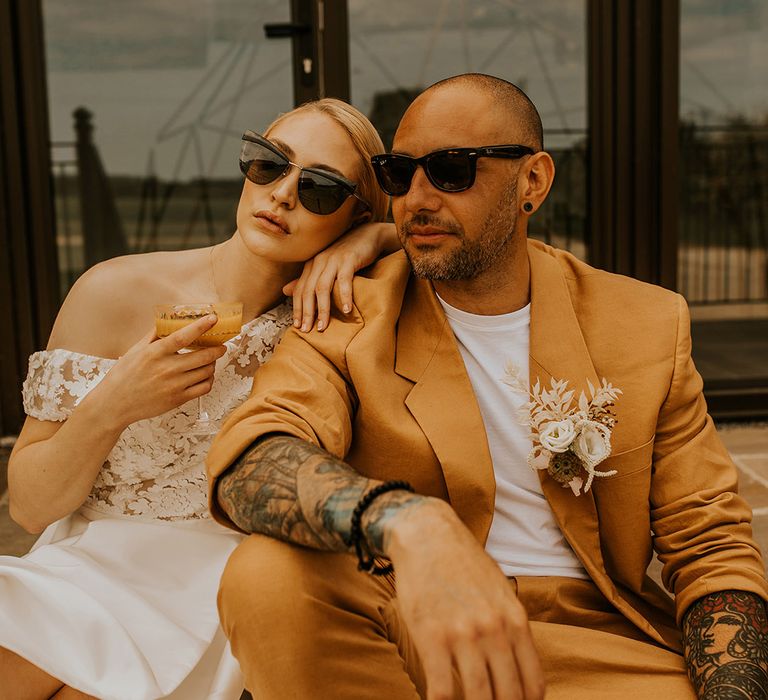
[154, 302, 243, 348]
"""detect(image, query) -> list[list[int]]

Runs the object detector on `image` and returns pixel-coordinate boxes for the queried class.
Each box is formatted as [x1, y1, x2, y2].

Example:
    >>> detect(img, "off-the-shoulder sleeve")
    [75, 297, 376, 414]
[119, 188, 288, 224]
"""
[22, 349, 117, 422]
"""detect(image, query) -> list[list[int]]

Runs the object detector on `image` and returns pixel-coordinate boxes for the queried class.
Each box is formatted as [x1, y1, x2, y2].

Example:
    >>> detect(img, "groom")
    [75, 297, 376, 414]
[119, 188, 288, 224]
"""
[207, 74, 768, 699]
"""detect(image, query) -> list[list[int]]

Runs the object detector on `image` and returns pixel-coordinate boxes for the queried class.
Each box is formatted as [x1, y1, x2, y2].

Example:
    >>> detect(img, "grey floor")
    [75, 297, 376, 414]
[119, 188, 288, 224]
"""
[0, 444, 37, 556]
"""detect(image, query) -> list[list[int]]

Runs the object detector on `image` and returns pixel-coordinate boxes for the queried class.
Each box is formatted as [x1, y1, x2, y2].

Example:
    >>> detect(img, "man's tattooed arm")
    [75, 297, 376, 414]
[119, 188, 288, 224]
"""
[682, 589, 768, 699]
[216, 434, 426, 555]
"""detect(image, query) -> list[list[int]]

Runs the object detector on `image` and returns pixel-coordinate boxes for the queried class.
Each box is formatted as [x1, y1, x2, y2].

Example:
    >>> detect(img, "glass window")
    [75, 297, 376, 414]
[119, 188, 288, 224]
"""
[44, 0, 294, 298]
[348, 0, 588, 259]
[680, 0, 768, 396]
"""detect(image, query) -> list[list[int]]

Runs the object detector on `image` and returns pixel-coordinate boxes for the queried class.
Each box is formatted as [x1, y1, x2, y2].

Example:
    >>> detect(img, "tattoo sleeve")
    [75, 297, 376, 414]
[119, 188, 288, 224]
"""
[216, 434, 425, 555]
[682, 589, 768, 699]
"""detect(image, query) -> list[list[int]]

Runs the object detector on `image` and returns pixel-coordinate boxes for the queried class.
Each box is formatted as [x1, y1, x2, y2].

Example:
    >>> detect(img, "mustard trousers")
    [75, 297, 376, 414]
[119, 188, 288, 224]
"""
[218, 534, 696, 699]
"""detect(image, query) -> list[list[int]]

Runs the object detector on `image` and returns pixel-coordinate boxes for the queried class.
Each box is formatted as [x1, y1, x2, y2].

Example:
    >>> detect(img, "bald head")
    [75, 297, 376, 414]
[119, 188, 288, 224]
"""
[415, 73, 543, 152]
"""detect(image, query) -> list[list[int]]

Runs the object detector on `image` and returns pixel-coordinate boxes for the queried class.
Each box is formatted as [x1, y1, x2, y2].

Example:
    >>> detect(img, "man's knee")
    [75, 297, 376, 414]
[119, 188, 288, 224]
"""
[218, 534, 371, 637]
[218, 536, 420, 698]
[220, 535, 308, 627]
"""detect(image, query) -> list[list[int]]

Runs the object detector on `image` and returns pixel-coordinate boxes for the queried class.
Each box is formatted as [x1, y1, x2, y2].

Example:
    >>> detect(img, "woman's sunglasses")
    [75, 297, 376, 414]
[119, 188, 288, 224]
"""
[371, 145, 535, 196]
[239, 130, 369, 216]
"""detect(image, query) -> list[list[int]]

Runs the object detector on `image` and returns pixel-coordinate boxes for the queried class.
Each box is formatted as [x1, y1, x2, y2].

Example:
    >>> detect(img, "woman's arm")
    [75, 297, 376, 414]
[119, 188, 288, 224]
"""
[9, 266, 225, 533]
[11, 409, 128, 534]
[283, 221, 399, 332]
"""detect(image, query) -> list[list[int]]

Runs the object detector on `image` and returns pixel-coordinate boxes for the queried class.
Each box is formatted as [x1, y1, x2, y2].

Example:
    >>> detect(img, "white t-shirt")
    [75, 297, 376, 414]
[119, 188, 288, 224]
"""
[437, 295, 588, 579]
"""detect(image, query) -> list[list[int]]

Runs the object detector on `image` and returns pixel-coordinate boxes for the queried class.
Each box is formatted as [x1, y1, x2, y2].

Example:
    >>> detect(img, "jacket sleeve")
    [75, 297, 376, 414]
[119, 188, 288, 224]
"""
[649, 294, 768, 625]
[206, 315, 361, 532]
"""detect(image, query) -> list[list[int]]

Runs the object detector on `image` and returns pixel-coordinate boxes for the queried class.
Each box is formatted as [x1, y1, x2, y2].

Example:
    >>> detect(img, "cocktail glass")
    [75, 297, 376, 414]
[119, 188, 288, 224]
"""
[153, 302, 243, 429]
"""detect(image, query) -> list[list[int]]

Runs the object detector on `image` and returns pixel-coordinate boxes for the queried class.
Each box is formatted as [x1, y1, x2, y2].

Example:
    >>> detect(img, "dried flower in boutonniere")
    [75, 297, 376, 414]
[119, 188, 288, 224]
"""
[502, 363, 622, 496]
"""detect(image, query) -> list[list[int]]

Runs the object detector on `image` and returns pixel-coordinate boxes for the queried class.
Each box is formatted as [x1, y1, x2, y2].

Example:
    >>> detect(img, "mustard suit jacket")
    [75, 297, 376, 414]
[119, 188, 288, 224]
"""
[208, 239, 768, 653]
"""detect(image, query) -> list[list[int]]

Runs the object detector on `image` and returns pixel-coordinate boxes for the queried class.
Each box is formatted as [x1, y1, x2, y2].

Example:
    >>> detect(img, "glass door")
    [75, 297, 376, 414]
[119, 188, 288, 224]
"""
[43, 0, 296, 297]
[347, 0, 589, 260]
[679, 0, 768, 416]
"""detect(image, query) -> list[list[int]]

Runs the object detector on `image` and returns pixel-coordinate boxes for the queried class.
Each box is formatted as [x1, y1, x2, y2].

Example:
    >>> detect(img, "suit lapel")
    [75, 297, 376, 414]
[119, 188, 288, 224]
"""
[395, 275, 496, 542]
[391, 247, 612, 580]
[528, 242, 610, 581]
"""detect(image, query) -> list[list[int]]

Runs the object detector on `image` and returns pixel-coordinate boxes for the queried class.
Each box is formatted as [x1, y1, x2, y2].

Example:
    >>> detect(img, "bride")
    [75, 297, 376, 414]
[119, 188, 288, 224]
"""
[0, 98, 395, 700]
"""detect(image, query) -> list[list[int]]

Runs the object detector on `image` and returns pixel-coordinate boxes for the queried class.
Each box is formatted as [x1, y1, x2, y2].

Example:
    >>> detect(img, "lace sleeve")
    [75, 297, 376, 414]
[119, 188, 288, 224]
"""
[22, 349, 117, 422]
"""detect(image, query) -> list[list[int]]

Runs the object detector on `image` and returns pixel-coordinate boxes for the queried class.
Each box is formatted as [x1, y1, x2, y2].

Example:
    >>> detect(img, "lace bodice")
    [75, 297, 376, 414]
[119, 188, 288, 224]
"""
[21, 302, 293, 521]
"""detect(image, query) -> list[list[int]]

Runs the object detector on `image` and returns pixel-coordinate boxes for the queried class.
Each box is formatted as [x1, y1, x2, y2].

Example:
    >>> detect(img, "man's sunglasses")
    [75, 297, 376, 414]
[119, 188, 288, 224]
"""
[239, 131, 369, 215]
[371, 145, 535, 196]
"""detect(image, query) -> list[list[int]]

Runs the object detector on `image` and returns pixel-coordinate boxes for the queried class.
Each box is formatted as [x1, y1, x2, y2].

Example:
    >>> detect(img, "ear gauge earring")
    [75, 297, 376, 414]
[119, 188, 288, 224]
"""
[523, 201, 534, 213]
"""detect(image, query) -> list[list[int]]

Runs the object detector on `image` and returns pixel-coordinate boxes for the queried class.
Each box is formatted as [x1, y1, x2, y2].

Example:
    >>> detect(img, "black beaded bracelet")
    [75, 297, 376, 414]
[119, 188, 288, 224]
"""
[349, 480, 415, 576]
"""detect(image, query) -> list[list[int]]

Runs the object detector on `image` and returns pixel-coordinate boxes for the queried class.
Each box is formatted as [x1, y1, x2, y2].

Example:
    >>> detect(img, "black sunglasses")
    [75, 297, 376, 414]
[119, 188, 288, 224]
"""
[371, 145, 535, 196]
[239, 131, 369, 215]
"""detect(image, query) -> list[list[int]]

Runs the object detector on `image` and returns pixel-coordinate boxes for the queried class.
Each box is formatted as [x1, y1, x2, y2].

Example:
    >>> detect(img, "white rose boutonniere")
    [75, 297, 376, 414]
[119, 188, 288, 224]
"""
[572, 420, 612, 468]
[502, 363, 622, 496]
[538, 419, 577, 453]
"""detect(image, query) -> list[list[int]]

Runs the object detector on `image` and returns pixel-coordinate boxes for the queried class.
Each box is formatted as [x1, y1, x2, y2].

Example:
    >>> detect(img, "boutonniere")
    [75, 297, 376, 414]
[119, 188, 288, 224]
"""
[502, 363, 622, 496]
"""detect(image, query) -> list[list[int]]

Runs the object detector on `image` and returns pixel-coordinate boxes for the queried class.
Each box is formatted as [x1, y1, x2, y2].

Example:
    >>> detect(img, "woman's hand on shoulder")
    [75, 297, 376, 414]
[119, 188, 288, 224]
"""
[282, 221, 398, 333]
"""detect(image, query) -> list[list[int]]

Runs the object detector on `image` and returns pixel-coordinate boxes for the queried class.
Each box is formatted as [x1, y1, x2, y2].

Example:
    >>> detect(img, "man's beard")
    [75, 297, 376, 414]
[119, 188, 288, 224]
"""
[399, 182, 519, 281]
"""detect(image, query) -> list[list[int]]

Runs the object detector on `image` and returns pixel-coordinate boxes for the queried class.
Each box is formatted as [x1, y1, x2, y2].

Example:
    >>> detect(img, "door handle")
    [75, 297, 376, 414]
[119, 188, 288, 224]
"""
[263, 22, 310, 38]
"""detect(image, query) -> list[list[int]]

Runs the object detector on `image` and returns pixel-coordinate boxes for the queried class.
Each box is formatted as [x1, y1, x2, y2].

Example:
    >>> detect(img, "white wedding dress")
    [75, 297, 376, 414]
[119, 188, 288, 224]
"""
[0, 302, 292, 700]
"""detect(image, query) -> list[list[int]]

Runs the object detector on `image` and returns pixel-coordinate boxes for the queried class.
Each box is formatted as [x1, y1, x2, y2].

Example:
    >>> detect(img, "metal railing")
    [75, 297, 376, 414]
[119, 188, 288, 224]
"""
[50, 140, 78, 296]
[678, 123, 768, 305]
[529, 130, 588, 261]
[50, 108, 240, 297]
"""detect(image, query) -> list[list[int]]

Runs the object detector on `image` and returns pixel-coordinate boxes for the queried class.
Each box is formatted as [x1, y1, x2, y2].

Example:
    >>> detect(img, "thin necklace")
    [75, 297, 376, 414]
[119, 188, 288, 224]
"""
[209, 244, 224, 301]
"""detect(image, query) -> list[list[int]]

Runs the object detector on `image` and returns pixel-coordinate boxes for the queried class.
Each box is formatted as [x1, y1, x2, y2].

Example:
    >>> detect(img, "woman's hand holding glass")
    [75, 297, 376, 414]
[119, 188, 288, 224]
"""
[93, 314, 227, 431]
[153, 302, 242, 426]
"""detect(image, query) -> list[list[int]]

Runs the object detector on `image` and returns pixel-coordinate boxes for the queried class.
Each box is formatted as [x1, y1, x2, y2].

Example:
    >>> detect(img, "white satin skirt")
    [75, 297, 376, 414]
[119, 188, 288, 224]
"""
[0, 509, 244, 700]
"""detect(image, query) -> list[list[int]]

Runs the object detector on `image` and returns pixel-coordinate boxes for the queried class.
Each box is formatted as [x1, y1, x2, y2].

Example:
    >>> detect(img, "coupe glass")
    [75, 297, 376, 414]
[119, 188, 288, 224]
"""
[153, 302, 243, 429]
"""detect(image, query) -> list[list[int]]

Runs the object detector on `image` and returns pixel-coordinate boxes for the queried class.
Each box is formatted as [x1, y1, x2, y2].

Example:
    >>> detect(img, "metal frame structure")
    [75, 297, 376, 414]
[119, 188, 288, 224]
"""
[588, 0, 679, 290]
[0, 0, 59, 434]
[266, 0, 351, 104]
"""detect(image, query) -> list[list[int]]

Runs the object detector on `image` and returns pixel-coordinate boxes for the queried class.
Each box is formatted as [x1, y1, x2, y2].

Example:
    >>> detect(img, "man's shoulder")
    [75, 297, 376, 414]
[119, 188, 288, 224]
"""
[529, 238, 681, 310]
[357, 249, 412, 283]
[348, 250, 414, 315]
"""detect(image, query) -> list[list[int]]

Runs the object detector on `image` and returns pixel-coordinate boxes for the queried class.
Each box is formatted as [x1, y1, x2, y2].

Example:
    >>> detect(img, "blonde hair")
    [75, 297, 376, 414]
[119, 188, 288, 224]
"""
[264, 98, 388, 223]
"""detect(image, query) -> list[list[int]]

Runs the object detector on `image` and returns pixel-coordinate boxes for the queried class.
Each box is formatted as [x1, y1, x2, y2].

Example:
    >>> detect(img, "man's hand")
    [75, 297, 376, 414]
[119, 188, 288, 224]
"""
[682, 589, 768, 699]
[217, 435, 545, 699]
[375, 498, 546, 700]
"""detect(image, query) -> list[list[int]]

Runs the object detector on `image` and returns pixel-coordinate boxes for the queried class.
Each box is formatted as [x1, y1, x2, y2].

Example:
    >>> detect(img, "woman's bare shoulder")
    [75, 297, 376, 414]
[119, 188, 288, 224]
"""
[47, 249, 205, 358]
